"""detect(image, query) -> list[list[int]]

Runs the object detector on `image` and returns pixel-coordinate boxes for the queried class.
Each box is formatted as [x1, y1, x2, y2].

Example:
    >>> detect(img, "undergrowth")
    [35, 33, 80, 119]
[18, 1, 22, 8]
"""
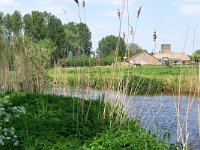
[0, 93, 175, 150]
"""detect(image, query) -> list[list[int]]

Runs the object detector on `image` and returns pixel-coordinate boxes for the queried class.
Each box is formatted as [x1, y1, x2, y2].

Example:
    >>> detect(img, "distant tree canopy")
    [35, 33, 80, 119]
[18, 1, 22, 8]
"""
[64, 22, 92, 56]
[191, 49, 200, 62]
[0, 10, 92, 62]
[97, 35, 126, 57]
[128, 43, 148, 57]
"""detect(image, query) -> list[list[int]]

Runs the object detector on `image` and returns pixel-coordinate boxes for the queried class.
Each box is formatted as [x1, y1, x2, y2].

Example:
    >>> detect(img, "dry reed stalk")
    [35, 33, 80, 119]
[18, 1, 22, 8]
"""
[74, 0, 81, 22]
[114, 0, 126, 65]
[124, 0, 130, 59]
[146, 95, 163, 129]
[174, 26, 191, 149]
[82, 0, 86, 23]
[132, 6, 142, 46]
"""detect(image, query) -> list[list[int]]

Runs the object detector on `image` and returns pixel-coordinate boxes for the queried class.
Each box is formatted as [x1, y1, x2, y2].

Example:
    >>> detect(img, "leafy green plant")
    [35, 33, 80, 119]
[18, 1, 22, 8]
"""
[0, 95, 26, 149]
[86, 128, 173, 150]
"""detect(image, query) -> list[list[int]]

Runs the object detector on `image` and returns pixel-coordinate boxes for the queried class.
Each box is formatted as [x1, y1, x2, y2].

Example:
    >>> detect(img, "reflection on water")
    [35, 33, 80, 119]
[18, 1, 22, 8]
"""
[47, 87, 200, 149]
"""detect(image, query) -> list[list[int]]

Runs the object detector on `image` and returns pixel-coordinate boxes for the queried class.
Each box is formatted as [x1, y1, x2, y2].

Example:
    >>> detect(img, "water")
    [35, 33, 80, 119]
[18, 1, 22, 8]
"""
[48, 87, 200, 149]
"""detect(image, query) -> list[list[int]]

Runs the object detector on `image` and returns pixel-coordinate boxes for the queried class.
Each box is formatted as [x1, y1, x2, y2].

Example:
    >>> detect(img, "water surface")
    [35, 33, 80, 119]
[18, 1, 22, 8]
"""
[48, 87, 200, 149]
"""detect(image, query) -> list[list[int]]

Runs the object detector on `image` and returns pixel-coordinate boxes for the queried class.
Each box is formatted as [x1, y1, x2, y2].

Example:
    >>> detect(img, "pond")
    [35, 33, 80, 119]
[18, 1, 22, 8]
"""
[47, 87, 200, 149]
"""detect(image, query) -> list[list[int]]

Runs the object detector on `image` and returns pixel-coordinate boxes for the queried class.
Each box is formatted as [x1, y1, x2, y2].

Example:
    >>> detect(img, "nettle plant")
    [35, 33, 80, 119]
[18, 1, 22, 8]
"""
[0, 95, 26, 147]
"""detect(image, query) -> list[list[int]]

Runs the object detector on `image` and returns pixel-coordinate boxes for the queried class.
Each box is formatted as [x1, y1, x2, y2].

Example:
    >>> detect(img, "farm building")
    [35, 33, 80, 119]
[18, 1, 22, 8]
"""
[128, 52, 159, 65]
[154, 44, 190, 64]
[154, 53, 190, 65]
[127, 44, 190, 65]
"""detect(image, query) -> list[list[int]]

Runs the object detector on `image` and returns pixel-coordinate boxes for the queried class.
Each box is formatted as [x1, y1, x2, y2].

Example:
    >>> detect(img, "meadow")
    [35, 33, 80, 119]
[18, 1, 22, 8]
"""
[49, 65, 199, 95]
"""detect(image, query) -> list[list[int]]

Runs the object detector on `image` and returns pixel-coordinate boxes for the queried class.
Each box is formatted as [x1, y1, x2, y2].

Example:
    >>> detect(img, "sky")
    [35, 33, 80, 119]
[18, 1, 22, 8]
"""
[0, 0, 200, 55]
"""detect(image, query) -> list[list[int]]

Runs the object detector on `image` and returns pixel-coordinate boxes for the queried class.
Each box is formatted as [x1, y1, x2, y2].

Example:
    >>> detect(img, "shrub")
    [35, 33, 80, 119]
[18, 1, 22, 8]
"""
[58, 55, 117, 67]
[0, 95, 26, 149]
[86, 128, 172, 150]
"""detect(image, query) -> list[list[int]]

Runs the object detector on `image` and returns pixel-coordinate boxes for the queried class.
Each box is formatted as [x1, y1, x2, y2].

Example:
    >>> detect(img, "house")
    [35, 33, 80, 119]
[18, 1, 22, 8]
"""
[154, 44, 190, 65]
[128, 52, 159, 65]
[154, 53, 190, 65]
[127, 44, 190, 65]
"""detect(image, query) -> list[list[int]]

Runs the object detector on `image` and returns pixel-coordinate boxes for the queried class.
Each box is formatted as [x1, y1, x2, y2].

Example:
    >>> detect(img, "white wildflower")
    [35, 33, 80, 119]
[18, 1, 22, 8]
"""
[0, 138, 4, 145]
[0, 95, 25, 147]
[14, 140, 19, 146]
[6, 137, 11, 140]
[13, 135, 17, 139]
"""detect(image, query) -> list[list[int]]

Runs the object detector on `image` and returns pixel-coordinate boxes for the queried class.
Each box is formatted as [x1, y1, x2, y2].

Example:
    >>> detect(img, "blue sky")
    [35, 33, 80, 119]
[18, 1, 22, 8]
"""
[1, 0, 200, 55]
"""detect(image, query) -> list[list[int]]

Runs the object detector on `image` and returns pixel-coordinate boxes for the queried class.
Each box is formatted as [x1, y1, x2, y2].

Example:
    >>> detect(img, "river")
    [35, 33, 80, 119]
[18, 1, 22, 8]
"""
[47, 87, 200, 149]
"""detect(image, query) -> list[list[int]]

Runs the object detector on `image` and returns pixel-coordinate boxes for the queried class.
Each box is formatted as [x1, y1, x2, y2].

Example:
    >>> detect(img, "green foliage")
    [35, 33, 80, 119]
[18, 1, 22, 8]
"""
[10, 36, 53, 92]
[97, 55, 115, 66]
[86, 128, 173, 150]
[58, 55, 115, 67]
[47, 14, 65, 61]
[125, 75, 166, 95]
[97, 35, 126, 57]
[0, 93, 173, 150]
[0, 12, 4, 39]
[0, 11, 93, 63]
[49, 65, 193, 95]
[59, 55, 91, 67]
[0, 95, 26, 149]
[128, 43, 148, 57]
[191, 49, 200, 62]
[23, 13, 32, 37]
[77, 23, 92, 56]
[11, 11, 23, 35]
[30, 11, 47, 40]
[3, 14, 12, 43]
[5, 93, 111, 149]
[64, 22, 92, 56]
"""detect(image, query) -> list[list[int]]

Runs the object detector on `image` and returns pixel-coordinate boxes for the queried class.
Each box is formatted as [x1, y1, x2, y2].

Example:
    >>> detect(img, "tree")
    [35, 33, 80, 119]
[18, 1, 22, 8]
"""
[23, 11, 66, 61]
[64, 29, 79, 56]
[97, 35, 126, 57]
[77, 23, 92, 55]
[63, 22, 92, 56]
[23, 13, 33, 37]
[64, 22, 77, 34]
[0, 12, 4, 40]
[3, 14, 12, 44]
[31, 11, 47, 41]
[1, 10, 92, 63]
[128, 43, 147, 57]
[47, 14, 65, 61]
[11, 11, 23, 35]
[191, 49, 200, 62]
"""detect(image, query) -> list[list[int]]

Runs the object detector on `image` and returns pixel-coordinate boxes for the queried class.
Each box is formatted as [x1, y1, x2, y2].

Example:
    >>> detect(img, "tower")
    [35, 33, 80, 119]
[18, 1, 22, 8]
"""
[160, 44, 171, 53]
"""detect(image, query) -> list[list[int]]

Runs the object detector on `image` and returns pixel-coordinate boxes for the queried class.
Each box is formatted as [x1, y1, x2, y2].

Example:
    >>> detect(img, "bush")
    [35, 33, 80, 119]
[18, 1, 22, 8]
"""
[58, 55, 117, 67]
[86, 128, 173, 150]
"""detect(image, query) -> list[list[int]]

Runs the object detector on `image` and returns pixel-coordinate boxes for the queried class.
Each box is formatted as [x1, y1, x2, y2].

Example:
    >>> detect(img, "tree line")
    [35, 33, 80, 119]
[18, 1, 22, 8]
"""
[0, 10, 92, 62]
[0, 10, 148, 67]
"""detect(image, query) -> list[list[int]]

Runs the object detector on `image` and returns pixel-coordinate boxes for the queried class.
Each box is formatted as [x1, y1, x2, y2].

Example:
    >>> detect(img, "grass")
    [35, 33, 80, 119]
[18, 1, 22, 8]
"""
[48, 65, 198, 95]
[0, 92, 175, 150]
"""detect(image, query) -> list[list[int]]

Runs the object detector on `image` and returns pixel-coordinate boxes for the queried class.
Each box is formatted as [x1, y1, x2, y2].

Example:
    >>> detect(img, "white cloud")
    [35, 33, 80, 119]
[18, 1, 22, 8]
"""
[178, 3, 200, 15]
[0, 0, 18, 7]
[30, 0, 67, 14]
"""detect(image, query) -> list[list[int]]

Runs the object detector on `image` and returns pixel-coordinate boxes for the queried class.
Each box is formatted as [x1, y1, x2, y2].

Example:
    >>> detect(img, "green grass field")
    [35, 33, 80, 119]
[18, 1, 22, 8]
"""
[49, 65, 199, 95]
